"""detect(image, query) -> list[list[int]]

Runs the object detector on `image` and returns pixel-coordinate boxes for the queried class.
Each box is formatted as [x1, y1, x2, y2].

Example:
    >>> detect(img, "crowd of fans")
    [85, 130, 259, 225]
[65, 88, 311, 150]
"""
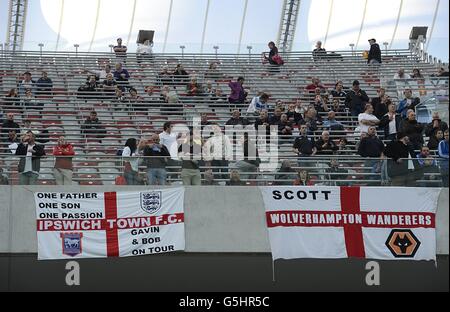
[0, 40, 449, 187]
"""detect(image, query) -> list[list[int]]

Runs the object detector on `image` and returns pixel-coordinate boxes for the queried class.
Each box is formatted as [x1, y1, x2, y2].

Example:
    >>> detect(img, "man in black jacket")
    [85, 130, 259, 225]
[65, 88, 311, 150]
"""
[15, 131, 45, 185]
[425, 112, 448, 138]
[384, 133, 417, 186]
[1, 113, 21, 137]
[293, 124, 316, 168]
[358, 126, 385, 183]
[345, 80, 370, 116]
[400, 110, 424, 150]
[225, 110, 249, 126]
[81, 111, 106, 140]
[368, 38, 382, 64]
[379, 103, 402, 141]
[143, 134, 171, 185]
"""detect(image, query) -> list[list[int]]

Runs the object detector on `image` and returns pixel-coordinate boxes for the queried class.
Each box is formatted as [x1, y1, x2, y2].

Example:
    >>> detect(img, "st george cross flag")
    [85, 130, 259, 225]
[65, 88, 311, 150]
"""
[260, 186, 440, 261]
[35, 188, 185, 260]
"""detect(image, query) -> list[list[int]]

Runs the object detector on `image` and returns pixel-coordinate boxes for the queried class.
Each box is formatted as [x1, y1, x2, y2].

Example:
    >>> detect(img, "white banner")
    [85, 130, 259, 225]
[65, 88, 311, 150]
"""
[261, 186, 440, 261]
[35, 188, 185, 260]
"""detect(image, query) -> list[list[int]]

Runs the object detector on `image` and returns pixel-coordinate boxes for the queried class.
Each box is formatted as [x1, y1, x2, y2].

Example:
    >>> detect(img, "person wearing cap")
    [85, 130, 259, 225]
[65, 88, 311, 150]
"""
[345, 80, 370, 116]
[18, 71, 36, 96]
[367, 38, 381, 64]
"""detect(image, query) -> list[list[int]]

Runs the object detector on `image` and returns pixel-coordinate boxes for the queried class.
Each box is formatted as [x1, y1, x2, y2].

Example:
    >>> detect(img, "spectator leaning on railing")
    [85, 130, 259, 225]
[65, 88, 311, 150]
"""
[53, 136, 75, 185]
[143, 134, 171, 186]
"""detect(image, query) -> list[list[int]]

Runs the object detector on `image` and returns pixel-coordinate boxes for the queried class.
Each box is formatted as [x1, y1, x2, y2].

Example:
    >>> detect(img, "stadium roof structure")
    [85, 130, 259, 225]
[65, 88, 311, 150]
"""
[0, 0, 448, 61]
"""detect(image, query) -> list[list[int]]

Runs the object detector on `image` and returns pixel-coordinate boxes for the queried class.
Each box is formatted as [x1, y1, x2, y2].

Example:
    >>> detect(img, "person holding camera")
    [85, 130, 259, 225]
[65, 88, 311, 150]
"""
[15, 131, 46, 185]
[143, 134, 171, 185]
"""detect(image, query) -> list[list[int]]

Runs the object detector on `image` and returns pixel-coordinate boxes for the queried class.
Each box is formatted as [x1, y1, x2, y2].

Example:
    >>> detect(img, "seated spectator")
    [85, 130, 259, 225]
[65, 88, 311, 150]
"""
[136, 39, 153, 64]
[331, 98, 345, 113]
[269, 107, 283, 125]
[293, 169, 314, 186]
[18, 71, 36, 96]
[384, 133, 417, 187]
[371, 88, 391, 119]
[293, 124, 317, 167]
[394, 68, 411, 80]
[254, 110, 271, 137]
[305, 77, 325, 93]
[228, 77, 247, 104]
[160, 85, 181, 115]
[415, 146, 440, 187]
[345, 80, 370, 116]
[36, 71, 53, 96]
[275, 160, 296, 185]
[227, 170, 246, 186]
[323, 111, 344, 133]
[412, 68, 424, 79]
[22, 88, 43, 110]
[397, 88, 420, 119]
[3, 88, 21, 110]
[143, 134, 171, 185]
[247, 93, 269, 115]
[326, 159, 348, 186]
[400, 110, 424, 150]
[262, 41, 282, 73]
[438, 130, 449, 187]
[173, 64, 189, 85]
[312, 41, 326, 61]
[102, 73, 117, 98]
[315, 131, 338, 155]
[312, 89, 330, 113]
[286, 103, 304, 125]
[300, 107, 320, 134]
[200, 113, 212, 130]
[211, 88, 227, 105]
[113, 38, 127, 60]
[425, 112, 448, 138]
[204, 62, 223, 80]
[186, 77, 203, 96]
[122, 138, 142, 185]
[1, 112, 21, 137]
[113, 87, 127, 110]
[53, 136, 75, 185]
[203, 169, 219, 185]
[86, 64, 113, 81]
[358, 104, 379, 134]
[428, 130, 444, 150]
[358, 126, 385, 182]
[78, 75, 100, 99]
[113, 63, 130, 91]
[157, 66, 173, 85]
[226, 110, 249, 126]
[15, 131, 45, 185]
[379, 102, 402, 141]
[433, 67, 449, 77]
[203, 81, 215, 96]
[337, 138, 352, 155]
[278, 114, 293, 136]
[330, 81, 347, 100]
[81, 111, 106, 139]
[127, 87, 145, 111]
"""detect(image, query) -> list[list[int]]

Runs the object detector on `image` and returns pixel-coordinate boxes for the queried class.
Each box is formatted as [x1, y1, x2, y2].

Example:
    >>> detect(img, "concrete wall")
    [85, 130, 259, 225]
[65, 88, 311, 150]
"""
[0, 186, 448, 255]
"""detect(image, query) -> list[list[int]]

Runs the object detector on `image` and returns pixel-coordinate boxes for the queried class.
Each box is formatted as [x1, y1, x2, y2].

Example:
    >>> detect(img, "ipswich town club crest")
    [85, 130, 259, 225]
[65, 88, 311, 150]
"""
[60, 233, 83, 257]
[140, 191, 162, 214]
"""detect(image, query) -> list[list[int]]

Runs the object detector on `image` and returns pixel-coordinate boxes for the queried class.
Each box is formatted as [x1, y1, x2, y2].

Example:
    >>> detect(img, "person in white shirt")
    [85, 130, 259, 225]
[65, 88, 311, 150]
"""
[393, 68, 411, 80]
[203, 123, 233, 182]
[121, 138, 142, 185]
[85, 64, 113, 81]
[136, 40, 153, 64]
[247, 93, 269, 115]
[358, 104, 379, 134]
[159, 121, 183, 180]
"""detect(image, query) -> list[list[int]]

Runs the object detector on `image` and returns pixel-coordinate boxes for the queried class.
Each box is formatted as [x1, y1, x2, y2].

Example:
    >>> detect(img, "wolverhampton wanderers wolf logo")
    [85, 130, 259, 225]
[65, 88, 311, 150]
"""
[386, 229, 421, 258]
[140, 192, 162, 214]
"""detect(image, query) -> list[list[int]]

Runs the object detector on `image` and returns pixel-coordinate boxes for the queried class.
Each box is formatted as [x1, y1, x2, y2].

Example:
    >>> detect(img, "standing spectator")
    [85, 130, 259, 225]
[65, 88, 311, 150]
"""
[384, 134, 416, 186]
[400, 110, 424, 150]
[113, 63, 130, 91]
[18, 71, 36, 96]
[293, 124, 317, 168]
[415, 146, 440, 187]
[247, 93, 269, 115]
[397, 88, 420, 119]
[315, 131, 338, 155]
[173, 64, 189, 85]
[36, 71, 53, 96]
[358, 104, 380, 134]
[379, 102, 402, 141]
[5, 130, 20, 154]
[178, 130, 202, 186]
[428, 130, 444, 150]
[394, 68, 411, 80]
[293, 170, 314, 186]
[226, 110, 249, 126]
[81, 111, 106, 140]
[122, 138, 141, 185]
[425, 112, 448, 139]
[228, 170, 246, 186]
[438, 130, 449, 187]
[113, 38, 127, 61]
[278, 114, 293, 136]
[367, 38, 381, 65]
[143, 134, 171, 185]
[228, 77, 247, 104]
[1, 112, 21, 137]
[15, 131, 45, 185]
[136, 39, 153, 64]
[186, 77, 203, 96]
[160, 121, 182, 180]
[323, 111, 344, 133]
[52, 136, 75, 185]
[326, 159, 348, 186]
[345, 80, 370, 116]
[330, 81, 347, 101]
[312, 41, 326, 61]
[358, 126, 385, 182]
[203, 123, 232, 181]
[371, 88, 391, 119]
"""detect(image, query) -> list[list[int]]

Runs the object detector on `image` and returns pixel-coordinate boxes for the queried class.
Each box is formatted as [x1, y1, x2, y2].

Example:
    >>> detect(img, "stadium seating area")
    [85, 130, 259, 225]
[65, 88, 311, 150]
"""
[0, 49, 448, 186]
